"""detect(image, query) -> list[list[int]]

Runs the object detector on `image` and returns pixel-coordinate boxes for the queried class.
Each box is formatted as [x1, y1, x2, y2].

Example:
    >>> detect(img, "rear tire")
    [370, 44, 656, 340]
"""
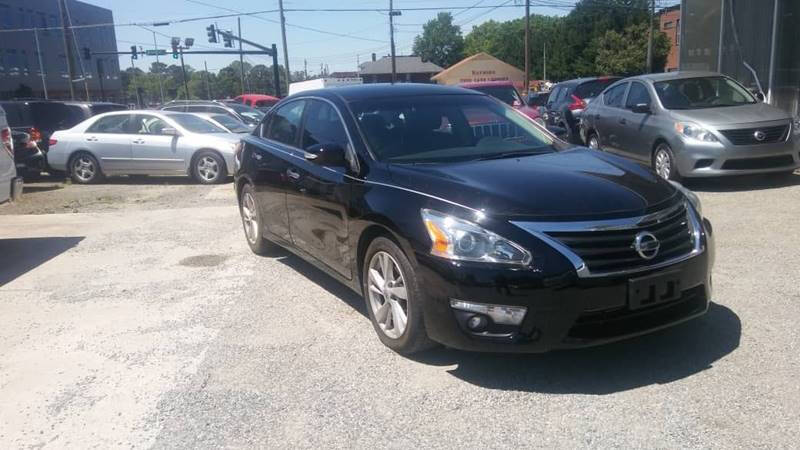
[192, 151, 226, 184]
[69, 152, 103, 184]
[239, 183, 276, 255]
[653, 143, 682, 182]
[362, 237, 435, 355]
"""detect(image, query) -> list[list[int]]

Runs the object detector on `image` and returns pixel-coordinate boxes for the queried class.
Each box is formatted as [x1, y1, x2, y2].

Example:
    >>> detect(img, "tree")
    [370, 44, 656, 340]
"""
[593, 22, 671, 75]
[412, 12, 464, 68]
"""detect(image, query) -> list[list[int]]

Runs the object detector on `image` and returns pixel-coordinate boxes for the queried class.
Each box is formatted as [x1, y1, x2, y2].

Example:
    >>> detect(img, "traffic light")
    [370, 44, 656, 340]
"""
[184, 37, 194, 48]
[171, 37, 180, 59]
[82, 47, 91, 60]
[206, 24, 217, 43]
[130, 45, 137, 60]
[222, 31, 233, 48]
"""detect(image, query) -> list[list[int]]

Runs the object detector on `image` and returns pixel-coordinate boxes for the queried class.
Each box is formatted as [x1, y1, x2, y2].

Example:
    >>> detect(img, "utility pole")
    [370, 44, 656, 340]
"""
[152, 31, 165, 104]
[96, 59, 106, 101]
[238, 17, 246, 95]
[61, 0, 90, 100]
[524, 0, 530, 96]
[56, 0, 76, 100]
[278, 0, 290, 91]
[130, 57, 139, 108]
[204, 60, 212, 100]
[543, 42, 547, 82]
[304, 59, 307, 80]
[646, 0, 654, 73]
[33, 28, 48, 99]
[179, 47, 190, 100]
[389, 0, 399, 84]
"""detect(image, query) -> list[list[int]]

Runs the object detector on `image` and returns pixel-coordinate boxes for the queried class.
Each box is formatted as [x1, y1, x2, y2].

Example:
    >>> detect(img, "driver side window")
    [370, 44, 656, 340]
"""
[132, 115, 171, 135]
[265, 100, 306, 147]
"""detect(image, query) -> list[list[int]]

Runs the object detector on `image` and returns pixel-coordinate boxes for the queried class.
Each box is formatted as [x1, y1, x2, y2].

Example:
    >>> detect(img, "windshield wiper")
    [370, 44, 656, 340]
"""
[475, 150, 551, 161]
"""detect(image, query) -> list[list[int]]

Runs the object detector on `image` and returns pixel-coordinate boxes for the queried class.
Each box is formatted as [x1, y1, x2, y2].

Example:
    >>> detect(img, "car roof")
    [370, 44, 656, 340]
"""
[292, 83, 484, 102]
[632, 71, 725, 83]
[459, 81, 515, 88]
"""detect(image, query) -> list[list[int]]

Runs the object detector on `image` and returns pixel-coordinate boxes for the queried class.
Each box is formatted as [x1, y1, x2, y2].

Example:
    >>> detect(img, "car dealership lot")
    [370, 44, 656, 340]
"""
[1, 174, 799, 448]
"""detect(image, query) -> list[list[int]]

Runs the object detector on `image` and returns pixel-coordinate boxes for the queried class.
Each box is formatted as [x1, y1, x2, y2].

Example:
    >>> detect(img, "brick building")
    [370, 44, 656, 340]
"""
[659, 4, 681, 72]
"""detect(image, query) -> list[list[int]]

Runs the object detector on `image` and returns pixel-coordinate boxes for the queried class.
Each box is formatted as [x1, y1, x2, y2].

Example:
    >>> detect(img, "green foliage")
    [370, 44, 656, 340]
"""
[593, 22, 671, 75]
[412, 12, 465, 68]
[455, 0, 664, 81]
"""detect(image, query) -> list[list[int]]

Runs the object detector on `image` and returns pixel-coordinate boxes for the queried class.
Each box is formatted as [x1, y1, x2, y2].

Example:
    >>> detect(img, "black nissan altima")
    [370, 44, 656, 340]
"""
[233, 84, 715, 354]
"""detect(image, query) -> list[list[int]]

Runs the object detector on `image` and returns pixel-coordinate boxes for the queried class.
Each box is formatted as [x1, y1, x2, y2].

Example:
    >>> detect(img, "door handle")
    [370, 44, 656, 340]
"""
[619, 118, 627, 125]
[86, 136, 98, 142]
[132, 139, 145, 144]
[286, 168, 301, 180]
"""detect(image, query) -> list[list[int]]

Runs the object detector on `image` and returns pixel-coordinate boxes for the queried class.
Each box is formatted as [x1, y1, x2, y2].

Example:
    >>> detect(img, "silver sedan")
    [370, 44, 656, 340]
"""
[47, 110, 244, 184]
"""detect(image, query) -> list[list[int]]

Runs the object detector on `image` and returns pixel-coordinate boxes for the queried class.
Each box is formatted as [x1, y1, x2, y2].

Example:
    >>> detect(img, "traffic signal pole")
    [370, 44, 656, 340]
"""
[179, 47, 190, 100]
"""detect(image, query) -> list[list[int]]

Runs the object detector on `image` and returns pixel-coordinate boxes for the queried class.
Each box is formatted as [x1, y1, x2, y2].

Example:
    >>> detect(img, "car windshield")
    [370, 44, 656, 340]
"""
[470, 86, 523, 106]
[351, 94, 556, 164]
[169, 114, 226, 133]
[226, 103, 264, 124]
[654, 76, 757, 109]
[210, 114, 250, 132]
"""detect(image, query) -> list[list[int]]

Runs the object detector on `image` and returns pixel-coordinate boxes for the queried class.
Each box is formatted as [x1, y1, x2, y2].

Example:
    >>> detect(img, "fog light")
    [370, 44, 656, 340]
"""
[467, 315, 488, 331]
[450, 299, 527, 325]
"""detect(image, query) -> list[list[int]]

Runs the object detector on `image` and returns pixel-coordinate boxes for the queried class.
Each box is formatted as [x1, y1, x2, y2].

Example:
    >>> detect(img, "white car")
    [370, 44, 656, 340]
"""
[193, 113, 252, 134]
[48, 110, 242, 184]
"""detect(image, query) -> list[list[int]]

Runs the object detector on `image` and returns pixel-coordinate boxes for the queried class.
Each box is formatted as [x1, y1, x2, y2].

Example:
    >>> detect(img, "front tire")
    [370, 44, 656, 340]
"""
[362, 237, 434, 354]
[239, 183, 276, 255]
[587, 132, 601, 150]
[653, 143, 682, 182]
[69, 152, 103, 184]
[193, 151, 226, 184]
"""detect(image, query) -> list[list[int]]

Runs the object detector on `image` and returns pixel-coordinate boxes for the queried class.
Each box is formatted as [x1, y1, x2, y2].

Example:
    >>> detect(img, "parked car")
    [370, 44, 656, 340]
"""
[1, 106, 23, 204]
[0, 100, 127, 163]
[580, 71, 800, 180]
[193, 113, 252, 134]
[543, 76, 621, 139]
[47, 110, 242, 184]
[233, 94, 280, 110]
[460, 81, 542, 123]
[234, 83, 714, 354]
[527, 91, 550, 107]
[161, 101, 264, 129]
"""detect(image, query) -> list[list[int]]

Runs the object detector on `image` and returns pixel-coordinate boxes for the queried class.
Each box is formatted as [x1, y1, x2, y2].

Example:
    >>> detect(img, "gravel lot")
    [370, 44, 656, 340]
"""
[1, 173, 799, 448]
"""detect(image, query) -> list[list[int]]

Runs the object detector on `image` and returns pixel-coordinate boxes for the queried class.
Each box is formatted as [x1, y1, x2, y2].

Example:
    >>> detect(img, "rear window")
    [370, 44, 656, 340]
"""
[0, 102, 32, 127]
[28, 103, 88, 131]
[575, 78, 620, 99]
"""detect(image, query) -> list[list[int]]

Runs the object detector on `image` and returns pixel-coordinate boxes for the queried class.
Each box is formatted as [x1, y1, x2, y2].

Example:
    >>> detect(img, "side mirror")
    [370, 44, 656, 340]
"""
[161, 127, 180, 136]
[305, 143, 347, 167]
[631, 103, 651, 114]
[755, 92, 766, 102]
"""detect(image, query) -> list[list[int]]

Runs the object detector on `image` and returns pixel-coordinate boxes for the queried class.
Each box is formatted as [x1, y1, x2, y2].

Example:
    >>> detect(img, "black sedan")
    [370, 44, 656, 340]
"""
[233, 84, 714, 354]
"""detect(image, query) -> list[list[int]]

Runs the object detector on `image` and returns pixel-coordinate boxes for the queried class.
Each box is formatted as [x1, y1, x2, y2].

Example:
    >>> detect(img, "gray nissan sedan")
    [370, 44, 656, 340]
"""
[581, 71, 800, 180]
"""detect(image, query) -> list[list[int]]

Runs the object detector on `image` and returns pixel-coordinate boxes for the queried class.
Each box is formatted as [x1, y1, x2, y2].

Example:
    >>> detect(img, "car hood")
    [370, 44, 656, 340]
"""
[387, 148, 679, 220]
[669, 103, 791, 126]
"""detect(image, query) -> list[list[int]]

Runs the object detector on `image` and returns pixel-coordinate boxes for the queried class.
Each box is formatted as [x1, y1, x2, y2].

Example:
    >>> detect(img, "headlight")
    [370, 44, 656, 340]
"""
[793, 117, 800, 136]
[674, 122, 719, 143]
[421, 209, 532, 266]
[669, 181, 702, 217]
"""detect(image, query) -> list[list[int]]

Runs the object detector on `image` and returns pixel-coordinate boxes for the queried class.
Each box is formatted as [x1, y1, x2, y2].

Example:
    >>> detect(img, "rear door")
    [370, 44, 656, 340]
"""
[285, 99, 353, 279]
[617, 81, 656, 162]
[83, 114, 135, 171]
[593, 82, 629, 154]
[247, 99, 308, 244]
[128, 114, 185, 173]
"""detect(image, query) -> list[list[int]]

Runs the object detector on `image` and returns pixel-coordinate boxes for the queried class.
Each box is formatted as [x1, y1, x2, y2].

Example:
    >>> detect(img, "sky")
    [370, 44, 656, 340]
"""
[83, 0, 678, 76]
[84, 0, 571, 75]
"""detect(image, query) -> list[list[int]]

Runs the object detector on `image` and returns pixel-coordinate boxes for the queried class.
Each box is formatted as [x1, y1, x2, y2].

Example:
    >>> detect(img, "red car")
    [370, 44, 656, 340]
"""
[233, 94, 280, 110]
[459, 81, 542, 123]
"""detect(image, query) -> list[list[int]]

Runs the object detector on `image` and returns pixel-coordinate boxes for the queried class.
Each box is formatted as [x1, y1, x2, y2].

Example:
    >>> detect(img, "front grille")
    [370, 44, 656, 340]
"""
[719, 124, 789, 145]
[721, 154, 795, 170]
[545, 203, 694, 274]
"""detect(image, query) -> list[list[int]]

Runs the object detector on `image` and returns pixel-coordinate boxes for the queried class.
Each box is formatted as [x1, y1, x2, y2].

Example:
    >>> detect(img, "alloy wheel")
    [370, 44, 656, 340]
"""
[197, 156, 219, 182]
[241, 192, 258, 244]
[367, 251, 409, 339]
[655, 147, 672, 180]
[72, 156, 96, 182]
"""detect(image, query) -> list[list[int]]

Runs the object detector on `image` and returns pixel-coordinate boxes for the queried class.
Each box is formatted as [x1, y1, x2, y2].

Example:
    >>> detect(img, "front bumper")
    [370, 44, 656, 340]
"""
[674, 134, 799, 177]
[416, 220, 714, 353]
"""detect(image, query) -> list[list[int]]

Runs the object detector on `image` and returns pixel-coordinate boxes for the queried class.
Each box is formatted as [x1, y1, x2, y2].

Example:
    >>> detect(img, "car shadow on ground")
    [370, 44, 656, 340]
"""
[685, 172, 800, 192]
[0, 237, 85, 286]
[263, 247, 741, 395]
[410, 302, 740, 394]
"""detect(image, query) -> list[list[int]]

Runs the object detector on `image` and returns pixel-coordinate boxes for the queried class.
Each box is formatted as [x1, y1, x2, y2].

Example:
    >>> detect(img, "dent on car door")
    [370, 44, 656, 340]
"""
[285, 99, 352, 279]
[247, 100, 307, 244]
[82, 114, 135, 171]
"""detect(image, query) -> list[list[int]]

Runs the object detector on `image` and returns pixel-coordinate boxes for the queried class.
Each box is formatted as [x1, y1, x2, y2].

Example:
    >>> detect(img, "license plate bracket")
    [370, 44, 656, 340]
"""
[628, 271, 682, 310]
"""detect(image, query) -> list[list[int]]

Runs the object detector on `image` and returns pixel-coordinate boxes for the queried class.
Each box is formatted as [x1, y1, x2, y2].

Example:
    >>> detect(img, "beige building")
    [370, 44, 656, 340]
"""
[431, 52, 526, 91]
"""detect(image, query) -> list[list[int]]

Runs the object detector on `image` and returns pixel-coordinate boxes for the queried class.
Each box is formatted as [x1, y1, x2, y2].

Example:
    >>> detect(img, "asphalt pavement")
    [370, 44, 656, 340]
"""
[0, 175, 798, 448]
